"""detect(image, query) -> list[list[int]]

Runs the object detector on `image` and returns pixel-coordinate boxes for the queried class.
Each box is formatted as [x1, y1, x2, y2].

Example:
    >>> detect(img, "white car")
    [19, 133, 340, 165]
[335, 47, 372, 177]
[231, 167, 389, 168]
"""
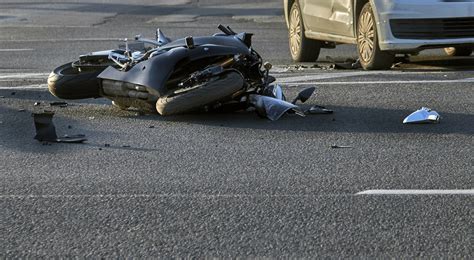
[284, 0, 474, 70]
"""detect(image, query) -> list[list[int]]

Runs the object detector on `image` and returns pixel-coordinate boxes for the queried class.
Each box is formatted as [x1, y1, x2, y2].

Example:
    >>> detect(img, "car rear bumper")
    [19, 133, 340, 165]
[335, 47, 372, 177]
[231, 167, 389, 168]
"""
[372, 0, 474, 51]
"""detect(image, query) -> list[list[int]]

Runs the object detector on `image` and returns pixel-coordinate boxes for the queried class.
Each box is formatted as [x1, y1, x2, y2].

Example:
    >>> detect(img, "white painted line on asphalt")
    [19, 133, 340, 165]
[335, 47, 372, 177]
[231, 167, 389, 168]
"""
[0, 37, 120, 43]
[282, 78, 474, 85]
[0, 194, 351, 199]
[276, 71, 386, 83]
[0, 72, 50, 80]
[0, 84, 47, 90]
[356, 189, 474, 195]
[0, 48, 34, 52]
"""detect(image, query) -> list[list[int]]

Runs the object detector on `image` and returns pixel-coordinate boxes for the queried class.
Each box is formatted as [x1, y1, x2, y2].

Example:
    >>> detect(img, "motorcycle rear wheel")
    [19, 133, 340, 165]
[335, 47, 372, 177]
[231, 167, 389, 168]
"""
[156, 70, 244, 116]
[48, 62, 103, 99]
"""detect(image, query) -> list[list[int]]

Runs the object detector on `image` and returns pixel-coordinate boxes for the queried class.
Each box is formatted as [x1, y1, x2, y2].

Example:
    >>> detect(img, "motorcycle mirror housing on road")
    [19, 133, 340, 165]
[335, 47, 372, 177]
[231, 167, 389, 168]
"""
[292, 87, 316, 104]
[403, 107, 441, 124]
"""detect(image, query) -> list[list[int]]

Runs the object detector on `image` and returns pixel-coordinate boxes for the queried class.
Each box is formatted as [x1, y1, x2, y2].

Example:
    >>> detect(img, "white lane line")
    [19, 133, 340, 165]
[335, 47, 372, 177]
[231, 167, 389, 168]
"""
[0, 84, 47, 90]
[281, 79, 474, 85]
[0, 194, 351, 199]
[0, 48, 34, 52]
[0, 37, 120, 43]
[356, 189, 474, 195]
[276, 71, 386, 83]
[0, 73, 50, 80]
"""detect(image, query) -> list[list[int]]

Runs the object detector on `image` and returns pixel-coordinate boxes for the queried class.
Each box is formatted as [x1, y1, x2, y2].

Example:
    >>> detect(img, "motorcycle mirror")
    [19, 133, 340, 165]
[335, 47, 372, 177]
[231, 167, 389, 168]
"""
[292, 87, 315, 104]
[156, 28, 171, 45]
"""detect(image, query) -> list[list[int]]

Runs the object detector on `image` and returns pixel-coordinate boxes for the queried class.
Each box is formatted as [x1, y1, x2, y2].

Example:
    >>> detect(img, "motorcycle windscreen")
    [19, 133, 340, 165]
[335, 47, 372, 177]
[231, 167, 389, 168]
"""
[249, 95, 303, 121]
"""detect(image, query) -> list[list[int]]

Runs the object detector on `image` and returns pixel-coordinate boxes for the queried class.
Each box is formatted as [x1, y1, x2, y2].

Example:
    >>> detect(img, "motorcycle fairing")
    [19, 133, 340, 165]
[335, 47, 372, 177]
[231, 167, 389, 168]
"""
[160, 35, 251, 51]
[98, 43, 251, 97]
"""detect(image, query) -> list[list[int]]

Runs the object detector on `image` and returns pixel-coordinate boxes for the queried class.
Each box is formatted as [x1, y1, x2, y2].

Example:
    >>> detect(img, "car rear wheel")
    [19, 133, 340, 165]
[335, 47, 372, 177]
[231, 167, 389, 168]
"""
[288, 1, 321, 62]
[444, 47, 472, 56]
[357, 2, 394, 70]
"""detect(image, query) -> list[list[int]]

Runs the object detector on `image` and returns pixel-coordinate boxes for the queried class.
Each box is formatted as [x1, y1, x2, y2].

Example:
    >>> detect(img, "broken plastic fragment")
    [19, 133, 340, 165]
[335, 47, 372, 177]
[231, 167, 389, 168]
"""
[307, 105, 333, 114]
[331, 144, 352, 149]
[249, 94, 304, 121]
[32, 111, 87, 143]
[403, 107, 440, 124]
[50, 101, 68, 107]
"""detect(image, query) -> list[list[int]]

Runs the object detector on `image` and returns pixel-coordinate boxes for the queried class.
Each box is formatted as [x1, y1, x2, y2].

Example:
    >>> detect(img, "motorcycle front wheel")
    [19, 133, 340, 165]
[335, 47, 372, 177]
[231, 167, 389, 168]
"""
[48, 62, 103, 99]
[156, 70, 244, 116]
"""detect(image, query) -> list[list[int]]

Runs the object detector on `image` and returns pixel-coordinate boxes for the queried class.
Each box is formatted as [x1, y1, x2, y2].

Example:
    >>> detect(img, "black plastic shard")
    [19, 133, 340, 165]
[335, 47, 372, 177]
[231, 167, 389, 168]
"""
[32, 111, 87, 143]
[33, 111, 57, 142]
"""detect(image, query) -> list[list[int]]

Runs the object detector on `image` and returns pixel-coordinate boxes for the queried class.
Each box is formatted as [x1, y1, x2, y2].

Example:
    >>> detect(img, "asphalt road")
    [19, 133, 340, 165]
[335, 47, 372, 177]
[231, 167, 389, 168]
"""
[0, 0, 473, 258]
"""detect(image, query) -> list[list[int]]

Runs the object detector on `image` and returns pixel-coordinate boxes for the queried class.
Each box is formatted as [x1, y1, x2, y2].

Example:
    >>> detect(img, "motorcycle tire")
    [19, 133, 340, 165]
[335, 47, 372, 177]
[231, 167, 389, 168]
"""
[156, 70, 244, 116]
[48, 62, 102, 99]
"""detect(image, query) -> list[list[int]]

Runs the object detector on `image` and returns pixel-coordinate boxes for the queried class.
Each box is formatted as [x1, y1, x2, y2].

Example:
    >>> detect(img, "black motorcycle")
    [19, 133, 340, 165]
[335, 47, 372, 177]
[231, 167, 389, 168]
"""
[48, 25, 323, 120]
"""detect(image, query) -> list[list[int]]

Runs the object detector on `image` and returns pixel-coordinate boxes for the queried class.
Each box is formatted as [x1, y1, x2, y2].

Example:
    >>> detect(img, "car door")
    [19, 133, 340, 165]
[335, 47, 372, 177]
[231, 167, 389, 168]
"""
[300, 0, 333, 34]
[301, 0, 354, 37]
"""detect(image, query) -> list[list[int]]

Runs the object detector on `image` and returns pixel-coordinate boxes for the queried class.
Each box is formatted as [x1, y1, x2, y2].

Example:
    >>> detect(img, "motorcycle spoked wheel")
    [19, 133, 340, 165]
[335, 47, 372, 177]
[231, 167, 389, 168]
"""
[156, 70, 244, 116]
[48, 62, 103, 99]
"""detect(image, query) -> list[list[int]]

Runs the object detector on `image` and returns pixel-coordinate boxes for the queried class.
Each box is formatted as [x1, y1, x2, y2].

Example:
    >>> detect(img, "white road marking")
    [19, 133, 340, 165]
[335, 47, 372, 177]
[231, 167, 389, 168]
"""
[0, 72, 50, 80]
[275, 71, 386, 83]
[0, 84, 47, 90]
[0, 194, 349, 199]
[0, 37, 120, 43]
[356, 189, 474, 195]
[0, 48, 34, 52]
[283, 78, 474, 85]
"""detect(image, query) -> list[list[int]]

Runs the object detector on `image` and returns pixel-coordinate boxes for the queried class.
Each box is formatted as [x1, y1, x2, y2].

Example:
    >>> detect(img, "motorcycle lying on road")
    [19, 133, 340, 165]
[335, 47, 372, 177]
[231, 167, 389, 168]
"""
[48, 25, 330, 120]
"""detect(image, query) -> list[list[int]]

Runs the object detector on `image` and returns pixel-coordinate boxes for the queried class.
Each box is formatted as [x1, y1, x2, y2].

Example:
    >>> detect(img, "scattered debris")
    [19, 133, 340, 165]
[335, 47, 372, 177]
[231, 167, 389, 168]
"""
[332, 58, 361, 70]
[50, 101, 68, 107]
[32, 111, 87, 143]
[391, 62, 403, 69]
[331, 144, 353, 149]
[306, 105, 333, 114]
[403, 107, 441, 124]
[34, 102, 41, 106]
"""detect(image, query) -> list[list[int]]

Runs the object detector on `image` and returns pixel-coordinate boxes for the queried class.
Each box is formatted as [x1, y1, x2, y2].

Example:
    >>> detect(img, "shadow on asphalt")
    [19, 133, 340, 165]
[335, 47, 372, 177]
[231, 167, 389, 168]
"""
[150, 107, 473, 135]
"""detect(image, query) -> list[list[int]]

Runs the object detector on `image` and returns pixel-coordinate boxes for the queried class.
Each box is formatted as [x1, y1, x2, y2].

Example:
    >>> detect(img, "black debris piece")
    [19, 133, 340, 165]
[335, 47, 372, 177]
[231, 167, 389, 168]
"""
[331, 58, 361, 70]
[11, 92, 16, 95]
[148, 125, 155, 128]
[306, 105, 334, 114]
[50, 101, 68, 107]
[331, 144, 352, 149]
[104, 144, 110, 147]
[32, 111, 57, 142]
[32, 111, 87, 143]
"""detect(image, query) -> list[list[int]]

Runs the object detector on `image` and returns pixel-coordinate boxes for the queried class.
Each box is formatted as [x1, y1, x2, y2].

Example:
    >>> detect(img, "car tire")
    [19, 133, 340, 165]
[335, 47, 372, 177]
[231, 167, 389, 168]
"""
[357, 2, 394, 70]
[48, 62, 102, 99]
[156, 70, 244, 116]
[444, 47, 472, 57]
[288, 1, 321, 62]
